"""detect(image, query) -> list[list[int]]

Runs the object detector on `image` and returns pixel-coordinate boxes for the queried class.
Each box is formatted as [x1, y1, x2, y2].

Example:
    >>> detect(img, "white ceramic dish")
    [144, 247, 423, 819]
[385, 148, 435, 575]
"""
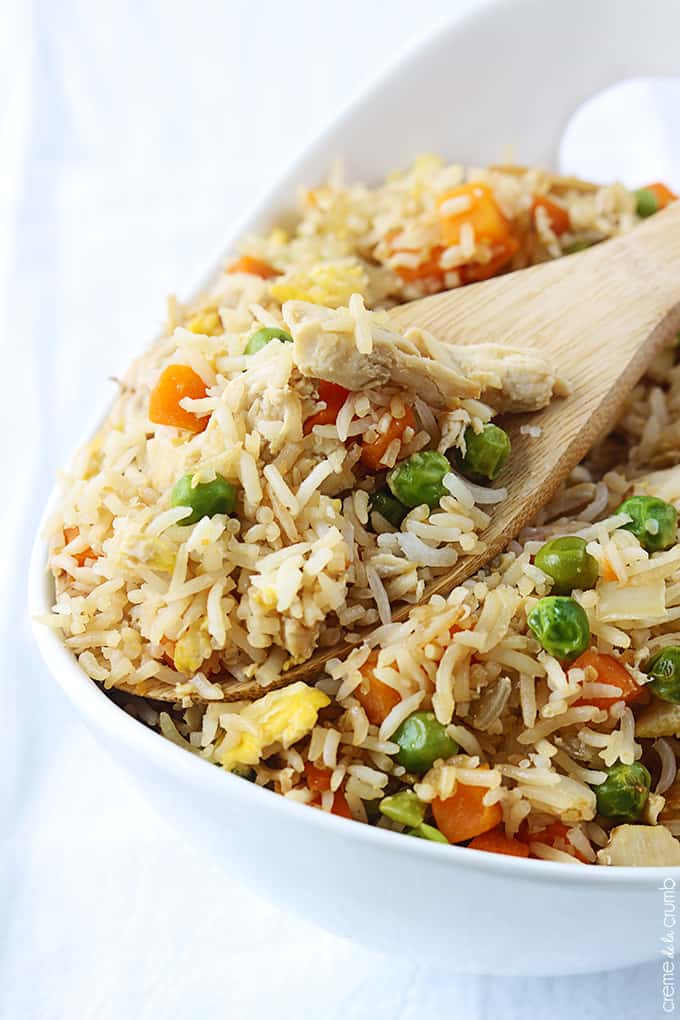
[29, 0, 680, 976]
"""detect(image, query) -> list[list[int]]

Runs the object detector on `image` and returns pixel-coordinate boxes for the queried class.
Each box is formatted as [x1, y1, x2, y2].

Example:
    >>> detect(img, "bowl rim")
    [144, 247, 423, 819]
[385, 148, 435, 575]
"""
[28, 0, 680, 885]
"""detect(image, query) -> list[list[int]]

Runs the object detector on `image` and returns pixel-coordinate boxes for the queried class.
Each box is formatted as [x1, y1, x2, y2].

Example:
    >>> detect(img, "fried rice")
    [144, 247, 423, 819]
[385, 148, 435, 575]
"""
[41, 157, 680, 866]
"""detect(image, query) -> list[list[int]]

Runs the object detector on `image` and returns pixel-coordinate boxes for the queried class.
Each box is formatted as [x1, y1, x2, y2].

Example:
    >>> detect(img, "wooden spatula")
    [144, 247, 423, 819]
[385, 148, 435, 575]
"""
[218, 202, 680, 700]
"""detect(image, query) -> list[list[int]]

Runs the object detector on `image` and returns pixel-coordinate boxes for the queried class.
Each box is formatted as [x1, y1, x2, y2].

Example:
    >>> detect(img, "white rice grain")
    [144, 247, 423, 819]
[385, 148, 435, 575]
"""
[263, 464, 300, 514]
[296, 460, 335, 509]
[655, 738, 677, 795]
[379, 690, 425, 741]
[365, 565, 392, 626]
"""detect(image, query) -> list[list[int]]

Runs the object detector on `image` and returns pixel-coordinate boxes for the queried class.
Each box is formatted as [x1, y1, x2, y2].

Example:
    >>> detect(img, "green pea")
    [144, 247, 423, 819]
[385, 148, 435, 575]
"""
[244, 326, 293, 355]
[171, 473, 237, 525]
[645, 646, 680, 704]
[230, 765, 256, 781]
[407, 822, 449, 843]
[368, 488, 408, 529]
[379, 790, 426, 827]
[534, 536, 599, 595]
[392, 711, 459, 774]
[563, 239, 593, 255]
[455, 423, 511, 482]
[387, 451, 450, 509]
[527, 596, 590, 662]
[594, 761, 651, 822]
[616, 495, 678, 553]
[634, 187, 659, 218]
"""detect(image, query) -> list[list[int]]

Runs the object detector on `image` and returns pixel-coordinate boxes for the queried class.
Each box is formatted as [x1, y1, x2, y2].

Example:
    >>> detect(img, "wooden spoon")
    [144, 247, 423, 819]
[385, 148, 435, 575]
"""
[190, 202, 680, 703]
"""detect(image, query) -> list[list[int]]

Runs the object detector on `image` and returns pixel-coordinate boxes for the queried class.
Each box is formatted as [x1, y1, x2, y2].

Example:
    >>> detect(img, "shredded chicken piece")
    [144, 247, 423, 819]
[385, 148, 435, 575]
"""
[634, 465, 680, 503]
[596, 824, 680, 866]
[636, 698, 680, 739]
[407, 330, 567, 412]
[642, 791, 666, 825]
[283, 301, 562, 412]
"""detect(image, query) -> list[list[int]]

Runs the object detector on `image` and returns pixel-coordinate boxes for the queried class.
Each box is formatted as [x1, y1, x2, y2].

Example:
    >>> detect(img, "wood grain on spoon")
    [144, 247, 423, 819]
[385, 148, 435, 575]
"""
[218, 201, 680, 700]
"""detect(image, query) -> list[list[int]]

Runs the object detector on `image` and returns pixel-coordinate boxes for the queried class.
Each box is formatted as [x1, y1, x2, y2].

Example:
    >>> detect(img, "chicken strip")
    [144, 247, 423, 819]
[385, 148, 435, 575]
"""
[635, 698, 680, 739]
[596, 824, 680, 866]
[283, 300, 480, 406]
[410, 334, 568, 413]
[283, 300, 562, 412]
[634, 464, 680, 504]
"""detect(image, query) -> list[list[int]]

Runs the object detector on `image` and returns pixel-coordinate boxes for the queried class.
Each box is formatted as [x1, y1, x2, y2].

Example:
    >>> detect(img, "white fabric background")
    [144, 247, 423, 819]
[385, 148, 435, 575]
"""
[0, 1, 665, 1016]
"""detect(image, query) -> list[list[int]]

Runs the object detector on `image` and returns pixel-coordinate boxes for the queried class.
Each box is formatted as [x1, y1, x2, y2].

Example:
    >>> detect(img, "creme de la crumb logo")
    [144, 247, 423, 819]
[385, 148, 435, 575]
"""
[661, 877, 676, 1013]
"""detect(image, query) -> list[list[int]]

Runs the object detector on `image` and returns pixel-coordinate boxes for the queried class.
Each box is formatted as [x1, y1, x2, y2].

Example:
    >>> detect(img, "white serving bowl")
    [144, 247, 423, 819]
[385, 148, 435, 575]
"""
[29, 0, 680, 976]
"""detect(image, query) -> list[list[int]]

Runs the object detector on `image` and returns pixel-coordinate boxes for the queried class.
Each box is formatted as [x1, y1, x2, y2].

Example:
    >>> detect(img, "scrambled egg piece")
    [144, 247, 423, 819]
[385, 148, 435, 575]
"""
[270, 261, 368, 308]
[220, 682, 330, 769]
[120, 535, 176, 573]
[268, 227, 289, 245]
[597, 825, 680, 866]
[386, 152, 442, 186]
[186, 306, 223, 336]
[255, 585, 278, 610]
[174, 624, 214, 674]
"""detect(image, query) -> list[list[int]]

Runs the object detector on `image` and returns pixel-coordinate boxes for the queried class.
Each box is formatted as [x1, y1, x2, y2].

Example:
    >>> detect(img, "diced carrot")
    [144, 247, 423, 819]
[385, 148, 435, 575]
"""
[354, 652, 401, 726]
[531, 195, 571, 236]
[468, 826, 530, 858]
[437, 182, 519, 285]
[330, 789, 353, 819]
[459, 236, 520, 283]
[390, 184, 517, 289]
[308, 774, 352, 818]
[304, 762, 332, 792]
[645, 182, 677, 210]
[63, 526, 95, 567]
[572, 648, 644, 709]
[303, 380, 350, 435]
[360, 407, 417, 470]
[226, 255, 279, 279]
[394, 246, 446, 284]
[438, 181, 512, 249]
[383, 226, 445, 285]
[432, 773, 502, 844]
[519, 821, 589, 863]
[148, 364, 209, 432]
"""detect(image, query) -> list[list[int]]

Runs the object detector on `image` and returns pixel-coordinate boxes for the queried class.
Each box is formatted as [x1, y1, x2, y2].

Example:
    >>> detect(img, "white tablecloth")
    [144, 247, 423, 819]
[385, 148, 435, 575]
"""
[1, 1, 663, 1016]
